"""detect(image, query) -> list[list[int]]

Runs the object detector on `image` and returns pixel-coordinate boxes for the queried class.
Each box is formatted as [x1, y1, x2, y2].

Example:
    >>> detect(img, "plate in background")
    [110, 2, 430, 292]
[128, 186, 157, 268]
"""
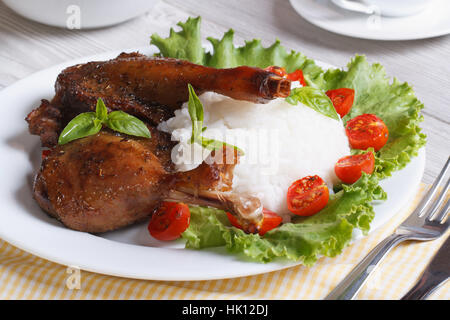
[289, 0, 450, 40]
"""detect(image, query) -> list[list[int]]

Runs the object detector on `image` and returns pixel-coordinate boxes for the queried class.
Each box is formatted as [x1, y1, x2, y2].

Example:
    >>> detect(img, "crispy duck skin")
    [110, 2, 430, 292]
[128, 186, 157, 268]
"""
[34, 129, 175, 233]
[54, 52, 291, 126]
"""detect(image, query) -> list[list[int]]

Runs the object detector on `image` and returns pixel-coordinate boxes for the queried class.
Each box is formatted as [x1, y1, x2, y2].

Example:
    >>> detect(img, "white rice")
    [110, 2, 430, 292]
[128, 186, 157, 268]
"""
[158, 89, 350, 219]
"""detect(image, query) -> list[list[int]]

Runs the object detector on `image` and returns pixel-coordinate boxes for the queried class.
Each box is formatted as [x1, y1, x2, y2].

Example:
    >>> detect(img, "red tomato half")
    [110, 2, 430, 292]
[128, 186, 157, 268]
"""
[226, 208, 283, 236]
[287, 175, 329, 216]
[148, 202, 190, 241]
[335, 152, 375, 184]
[346, 114, 389, 151]
[264, 65, 287, 77]
[287, 69, 307, 86]
[326, 88, 355, 118]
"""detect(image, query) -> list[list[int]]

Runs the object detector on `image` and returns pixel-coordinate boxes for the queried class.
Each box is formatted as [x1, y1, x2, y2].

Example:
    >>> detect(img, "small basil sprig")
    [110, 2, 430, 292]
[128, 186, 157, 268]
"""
[286, 87, 340, 121]
[187, 84, 244, 154]
[58, 98, 151, 145]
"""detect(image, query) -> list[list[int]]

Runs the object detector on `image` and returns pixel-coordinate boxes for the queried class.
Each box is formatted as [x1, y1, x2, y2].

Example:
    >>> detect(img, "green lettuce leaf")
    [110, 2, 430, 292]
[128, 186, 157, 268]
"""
[183, 174, 386, 264]
[150, 17, 205, 65]
[150, 17, 324, 80]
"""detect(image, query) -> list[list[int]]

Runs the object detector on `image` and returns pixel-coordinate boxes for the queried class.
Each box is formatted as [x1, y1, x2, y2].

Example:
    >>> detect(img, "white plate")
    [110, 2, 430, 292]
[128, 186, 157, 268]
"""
[0, 47, 425, 281]
[289, 0, 450, 40]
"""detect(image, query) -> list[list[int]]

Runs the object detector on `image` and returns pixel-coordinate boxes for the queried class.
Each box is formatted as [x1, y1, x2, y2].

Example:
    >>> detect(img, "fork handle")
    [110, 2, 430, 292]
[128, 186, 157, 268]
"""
[325, 233, 409, 300]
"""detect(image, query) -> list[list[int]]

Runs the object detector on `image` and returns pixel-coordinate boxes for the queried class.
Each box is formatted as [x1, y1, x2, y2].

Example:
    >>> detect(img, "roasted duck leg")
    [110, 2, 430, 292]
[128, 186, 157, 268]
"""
[55, 52, 291, 124]
[27, 53, 291, 147]
[34, 130, 263, 233]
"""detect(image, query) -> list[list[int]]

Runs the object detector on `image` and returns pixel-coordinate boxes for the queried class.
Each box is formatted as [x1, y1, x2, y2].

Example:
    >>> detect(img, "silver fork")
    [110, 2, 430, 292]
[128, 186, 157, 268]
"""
[325, 156, 450, 300]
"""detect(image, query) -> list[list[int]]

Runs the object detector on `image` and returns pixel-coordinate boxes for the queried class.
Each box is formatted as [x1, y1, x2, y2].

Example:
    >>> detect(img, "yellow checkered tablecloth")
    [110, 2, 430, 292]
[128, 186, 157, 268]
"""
[0, 183, 448, 300]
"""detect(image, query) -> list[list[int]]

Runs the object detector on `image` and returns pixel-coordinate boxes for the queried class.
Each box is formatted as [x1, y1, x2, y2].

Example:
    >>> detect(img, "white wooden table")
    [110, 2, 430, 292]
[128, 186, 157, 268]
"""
[0, 0, 448, 183]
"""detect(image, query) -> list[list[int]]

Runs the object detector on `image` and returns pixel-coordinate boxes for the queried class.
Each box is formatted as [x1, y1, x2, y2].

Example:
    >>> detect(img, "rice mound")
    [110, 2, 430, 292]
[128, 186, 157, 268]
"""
[158, 91, 350, 219]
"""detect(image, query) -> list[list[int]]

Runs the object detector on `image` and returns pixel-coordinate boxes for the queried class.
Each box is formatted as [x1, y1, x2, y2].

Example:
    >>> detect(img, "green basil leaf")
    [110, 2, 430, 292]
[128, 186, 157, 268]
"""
[187, 84, 244, 154]
[95, 98, 108, 122]
[200, 137, 245, 155]
[58, 112, 101, 145]
[106, 111, 151, 138]
[187, 83, 204, 142]
[286, 87, 340, 120]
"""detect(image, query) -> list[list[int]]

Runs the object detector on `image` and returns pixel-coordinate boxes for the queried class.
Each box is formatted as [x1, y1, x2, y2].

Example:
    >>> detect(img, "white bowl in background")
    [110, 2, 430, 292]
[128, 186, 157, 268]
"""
[2, 0, 158, 29]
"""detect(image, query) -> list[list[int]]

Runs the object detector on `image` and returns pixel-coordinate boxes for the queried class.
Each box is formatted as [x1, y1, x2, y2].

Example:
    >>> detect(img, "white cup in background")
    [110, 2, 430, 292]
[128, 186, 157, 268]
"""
[331, 0, 433, 17]
[2, 0, 158, 29]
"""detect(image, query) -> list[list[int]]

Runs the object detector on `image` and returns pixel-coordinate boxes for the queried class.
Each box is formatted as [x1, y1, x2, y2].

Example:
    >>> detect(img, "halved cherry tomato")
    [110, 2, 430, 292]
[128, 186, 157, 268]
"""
[346, 114, 389, 151]
[264, 65, 287, 77]
[148, 202, 190, 241]
[287, 69, 307, 86]
[326, 88, 355, 118]
[41, 149, 52, 159]
[226, 208, 282, 236]
[287, 175, 329, 216]
[335, 152, 375, 184]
